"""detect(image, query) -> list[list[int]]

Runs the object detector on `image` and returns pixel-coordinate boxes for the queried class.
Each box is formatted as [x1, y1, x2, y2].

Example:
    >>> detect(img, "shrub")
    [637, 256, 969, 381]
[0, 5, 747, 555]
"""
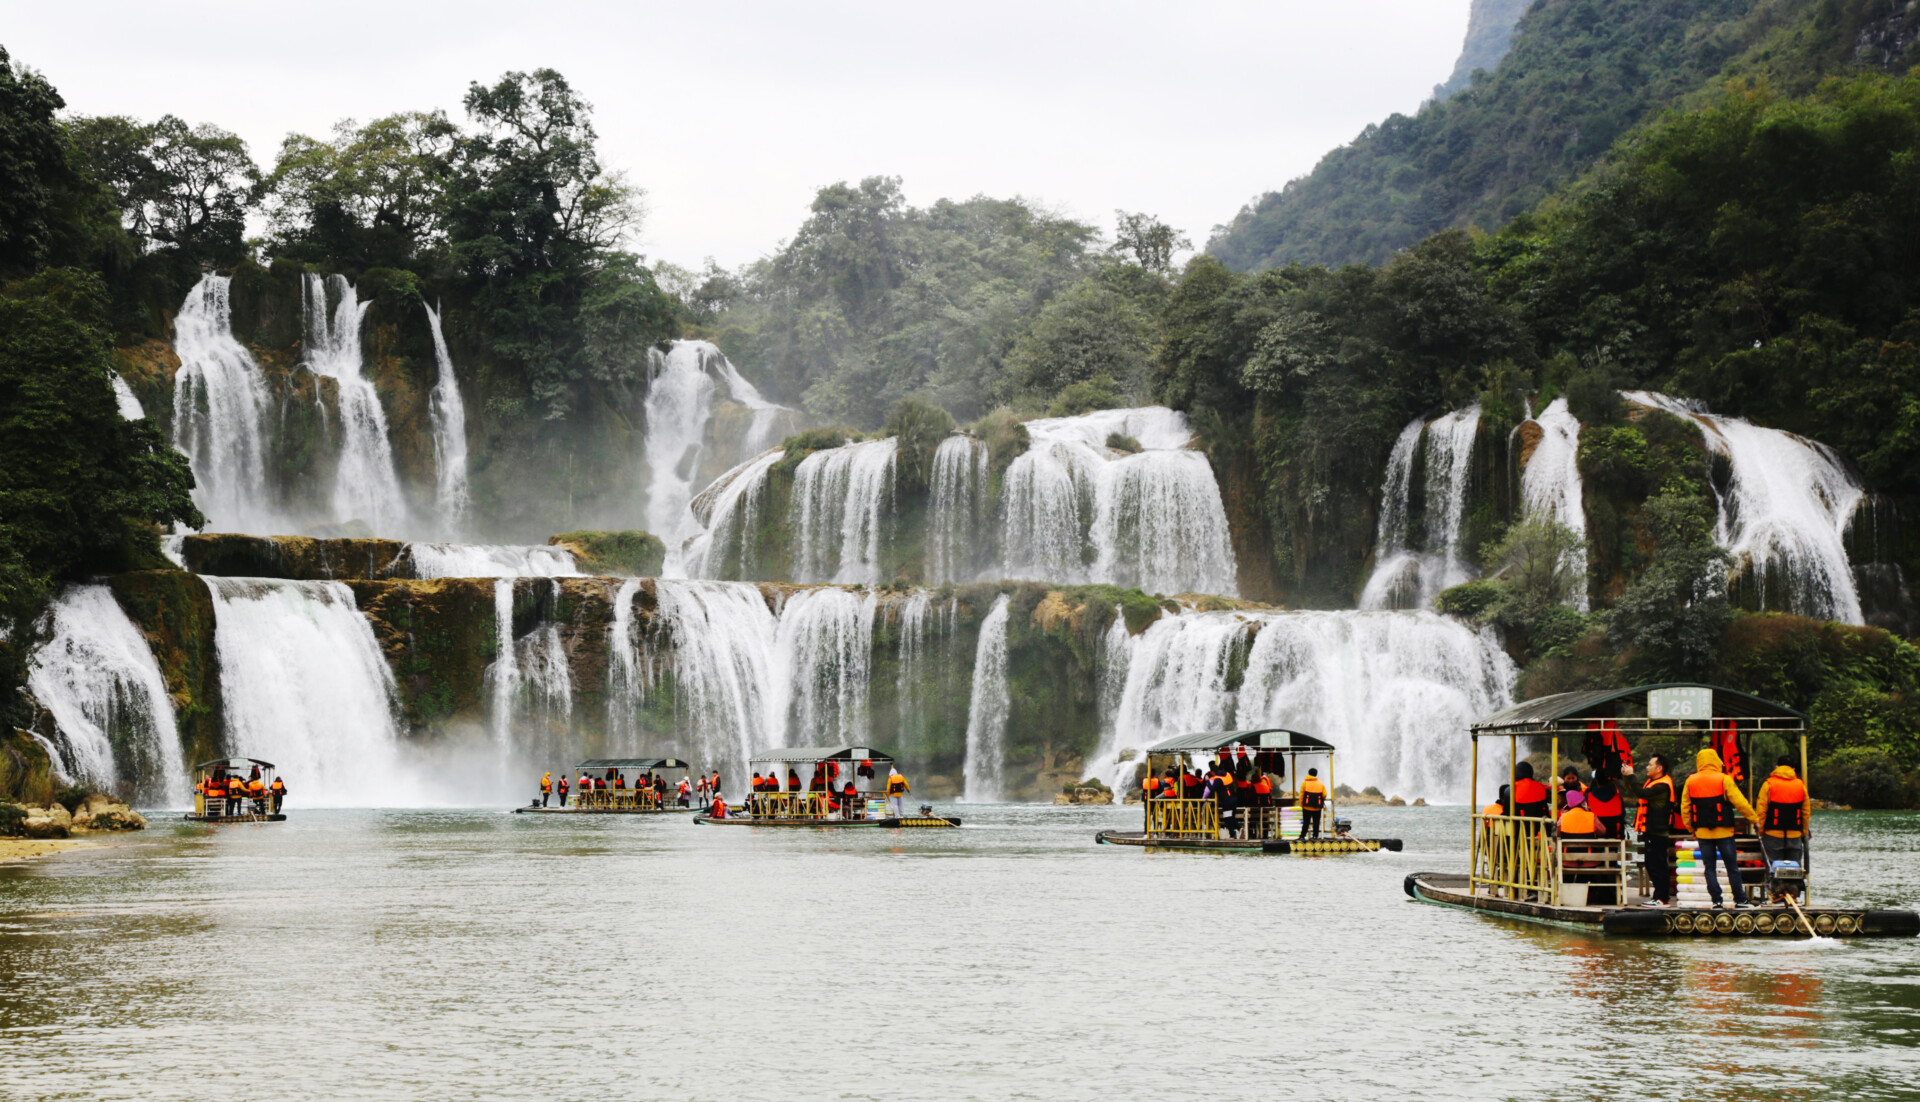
[1812, 747, 1918, 809]
[54, 783, 93, 814]
[1104, 432, 1141, 454]
[0, 803, 25, 837]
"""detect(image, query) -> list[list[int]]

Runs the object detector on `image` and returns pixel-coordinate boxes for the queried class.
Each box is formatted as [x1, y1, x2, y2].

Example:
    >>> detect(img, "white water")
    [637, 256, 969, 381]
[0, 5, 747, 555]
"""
[962, 594, 1012, 801]
[423, 302, 471, 536]
[790, 438, 898, 584]
[25, 585, 188, 806]
[510, 581, 575, 767]
[683, 449, 782, 580]
[409, 543, 581, 578]
[1626, 391, 1866, 624]
[1000, 407, 1236, 595]
[112, 375, 145, 420]
[927, 435, 991, 584]
[1360, 405, 1482, 609]
[484, 579, 519, 770]
[1099, 608, 1516, 801]
[206, 578, 410, 806]
[776, 587, 877, 744]
[303, 274, 408, 535]
[1519, 397, 1589, 611]
[172, 274, 275, 533]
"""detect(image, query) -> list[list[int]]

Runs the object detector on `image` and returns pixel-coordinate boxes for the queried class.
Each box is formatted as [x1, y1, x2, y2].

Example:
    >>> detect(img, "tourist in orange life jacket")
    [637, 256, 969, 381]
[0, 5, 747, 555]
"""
[613, 772, 626, 792]
[269, 776, 287, 813]
[1511, 761, 1550, 818]
[1213, 768, 1240, 838]
[1682, 748, 1760, 908]
[653, 774, 667, 804]
[1584, 774, 1626, 839]
[750, 772, 764, 793]
[227, 774, 245, 808]
[1181, 768, 1201, 800]
[247, 774, 268, 814]
[539, 771, 552, 807]
[1555, 789, 1600, 838]
[809, 766, 827, 792]
[677, 777, 692, 807]
[710, 794, 728, 819]
[786, 767, 800, 792]
[886, 767, 910, 817]
[1298, 768, 1327, 839]
[1755, 756, 1808, 897]
[557, 776, 569, 807]
[1482, 784, 1510, 817]
[839, 780, 856, 818]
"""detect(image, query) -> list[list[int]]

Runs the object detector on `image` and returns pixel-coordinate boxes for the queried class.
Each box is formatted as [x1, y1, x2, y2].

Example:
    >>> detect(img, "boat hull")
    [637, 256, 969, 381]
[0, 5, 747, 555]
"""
[1406, 872, 1920, 937]
[1095, 830, 1399, 854]
[511, 806, 694, 815]
[184, 813, 286, 823]
[694, 815, 961, 828]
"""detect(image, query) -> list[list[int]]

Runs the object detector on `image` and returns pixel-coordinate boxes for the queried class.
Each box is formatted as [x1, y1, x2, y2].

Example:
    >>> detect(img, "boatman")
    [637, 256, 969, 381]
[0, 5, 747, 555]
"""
[248, 773, 268, 815]
[540, 772, 552, 807]
[269, 775, 287, 814]
[886, 767, 910, 817]
[1635, 754, 1679, 906]
[1755, 756, 1808, 900]
[1297, 768, 1327, 839]
[1682, 748, 1760, 908]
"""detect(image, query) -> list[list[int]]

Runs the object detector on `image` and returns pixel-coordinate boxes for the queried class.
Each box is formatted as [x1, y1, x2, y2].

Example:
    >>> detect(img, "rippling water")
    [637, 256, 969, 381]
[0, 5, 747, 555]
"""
[3, 806, 1917, 1100]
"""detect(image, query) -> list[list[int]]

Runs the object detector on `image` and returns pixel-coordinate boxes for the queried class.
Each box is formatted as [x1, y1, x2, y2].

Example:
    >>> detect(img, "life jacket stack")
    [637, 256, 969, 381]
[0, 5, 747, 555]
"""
[1671, 839, 1714, 906]
[1278, 803, 1304, 835]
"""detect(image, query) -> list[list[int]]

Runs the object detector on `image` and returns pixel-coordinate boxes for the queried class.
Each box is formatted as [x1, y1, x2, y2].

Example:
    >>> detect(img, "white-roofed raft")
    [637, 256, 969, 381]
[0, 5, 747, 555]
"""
[514, 759, 696, 814]
[694, 746, 959, 828]
[1095, 729, 1401, 854]
[185, 758, 286, 823]
[1406, 682, 1920, 937]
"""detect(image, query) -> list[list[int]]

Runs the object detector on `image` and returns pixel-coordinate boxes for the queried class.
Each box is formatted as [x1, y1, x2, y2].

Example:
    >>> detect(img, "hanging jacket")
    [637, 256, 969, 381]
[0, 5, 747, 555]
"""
[1682, 749, 1758, 839]
[1582, 720, 1634, 778]
[1711, 722, 1745, 784]
[1756, 766, 1807, 838]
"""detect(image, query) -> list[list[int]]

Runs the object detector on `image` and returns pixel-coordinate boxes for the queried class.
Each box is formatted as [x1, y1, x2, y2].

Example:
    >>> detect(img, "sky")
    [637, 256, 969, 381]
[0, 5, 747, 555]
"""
[5, 0, 1473, 271]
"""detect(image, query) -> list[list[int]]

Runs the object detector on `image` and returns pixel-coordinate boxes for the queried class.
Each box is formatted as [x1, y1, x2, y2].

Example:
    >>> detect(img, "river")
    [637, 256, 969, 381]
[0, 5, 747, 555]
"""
[3, 806, 1917, 1100]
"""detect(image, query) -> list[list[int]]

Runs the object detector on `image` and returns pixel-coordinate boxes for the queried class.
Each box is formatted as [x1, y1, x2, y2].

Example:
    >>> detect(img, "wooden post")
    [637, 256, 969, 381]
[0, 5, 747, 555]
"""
[1508, 735, 1517, 900]
[1470, 736, 1480, 895]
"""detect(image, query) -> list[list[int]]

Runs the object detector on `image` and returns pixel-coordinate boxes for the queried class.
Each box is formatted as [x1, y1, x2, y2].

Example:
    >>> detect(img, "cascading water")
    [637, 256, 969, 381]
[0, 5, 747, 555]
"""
[895, 591, 959, 759]
[25, 585, 189, 806]
[625, 580, 785, 774]
[683, 449, 782, 580]
[409, 543, 581, 578]
[713, 353, 793, 458]
[643, 342, 719, 562]
[1519, 397, 1589, 611]
[1001, 437, 1095, 585]
[775, 587, 877, 743]
[303, 274, 408, 535]
[962, 594, 1012, 802]
[512, 581, 576, 767]
[1100, 608, 1516, 801]
[112, 375, 145, 420]
[172, 274, 275, 533]
[485, 579, 519, 767]
[1090, 450, 1237, 595]
[1359, 404, 1482, 609]
[423, 301, 471, 536]
[206, 577, 410, 806]
[790, 439, 898, 585]
[1625, 391, 1866, 624]
[927, 435, 991, 585]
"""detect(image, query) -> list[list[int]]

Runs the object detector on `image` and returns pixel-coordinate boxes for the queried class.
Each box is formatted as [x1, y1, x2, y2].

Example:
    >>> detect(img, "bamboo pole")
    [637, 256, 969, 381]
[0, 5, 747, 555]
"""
[1470, 736, 1480, 897]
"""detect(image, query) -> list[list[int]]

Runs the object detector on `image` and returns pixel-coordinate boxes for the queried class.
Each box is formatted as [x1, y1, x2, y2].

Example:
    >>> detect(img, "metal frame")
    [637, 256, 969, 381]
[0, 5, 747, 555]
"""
[1138, 730, 1337, 842]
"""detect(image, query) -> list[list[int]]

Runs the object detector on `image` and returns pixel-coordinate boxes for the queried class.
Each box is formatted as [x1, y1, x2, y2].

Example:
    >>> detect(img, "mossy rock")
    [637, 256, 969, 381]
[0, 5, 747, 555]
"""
[548, 531, 665, 577]
[182, 534, 412, 580]
[0, 730, 55, 807]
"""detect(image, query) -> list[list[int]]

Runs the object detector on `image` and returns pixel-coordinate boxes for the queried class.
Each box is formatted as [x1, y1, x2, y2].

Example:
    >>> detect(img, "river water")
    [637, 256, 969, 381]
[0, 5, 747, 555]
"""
[3, 806, 1916, 1100]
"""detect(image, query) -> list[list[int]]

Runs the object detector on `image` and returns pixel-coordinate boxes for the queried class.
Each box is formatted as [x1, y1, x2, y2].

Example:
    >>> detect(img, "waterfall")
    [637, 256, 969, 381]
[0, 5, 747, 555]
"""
[112, 375, 145, 420]
[302, 274, 408, 535]
[790, 439, 898, 584]
[423, 301, 471, 536]
[485, 580, 519, 767]
[1625, 391, 1866, 624]
[1000, 406, 1235, 595]
[683, 449, 782, 580]
[206, 577, 409, 806]
[1360, 404, 1482, 609]
[1519, 397, 1589, 611]
[775, 587, 877, 743]
[1084, 608, 1137, 786]
[512, 581, 575, 767]
[895, 591, 960, 758]
[927, 435, 991, 584]
[172, 274, 274, 533]
[25, 585, 188, 806]
[408, 543, 581, 578]
[1102, 608, 1516, 801]
[962, 594, 1012, 801]
[713, 353, 792, 457]
[627, 580, 784, 774]
[643, 342, 719, 562]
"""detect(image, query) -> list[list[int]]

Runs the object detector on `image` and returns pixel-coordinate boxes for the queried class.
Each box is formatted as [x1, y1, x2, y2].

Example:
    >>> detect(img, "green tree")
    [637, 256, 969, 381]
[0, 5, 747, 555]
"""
[1608, 486, 1732, 676]
[1111, 211, 1191, 274]
[261, 112, 457, 270]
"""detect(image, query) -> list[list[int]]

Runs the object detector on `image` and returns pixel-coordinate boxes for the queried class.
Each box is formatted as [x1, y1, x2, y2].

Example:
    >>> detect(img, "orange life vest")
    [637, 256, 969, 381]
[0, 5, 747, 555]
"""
[1685, 772, 1734, 831]
[1300, 778, 1326, 810]
[1482, 802, 1505, 816]
[1512, 777, 1549, 817]
[1633, 775, 1679, 834]
[1585, 785, 1625, 837]
[1557, 806, 1600, 837]
[1763, 776, 1807, 834]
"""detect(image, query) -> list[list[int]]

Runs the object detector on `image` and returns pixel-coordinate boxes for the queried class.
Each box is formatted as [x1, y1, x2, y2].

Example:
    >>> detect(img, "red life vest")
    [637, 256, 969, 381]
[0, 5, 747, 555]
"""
[1585, 785, 1625, 837]
[1512, 778, 1550, 817]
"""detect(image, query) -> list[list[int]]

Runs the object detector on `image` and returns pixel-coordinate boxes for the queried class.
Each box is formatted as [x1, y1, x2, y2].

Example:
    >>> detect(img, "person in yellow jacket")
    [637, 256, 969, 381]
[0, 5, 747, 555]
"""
[885, 768, 911, 817]
[1297, 769, 1327, 839]
[1754, 757, 1809, 894]
[1681, 748, 1760, 908]
[539, 771, 552, 807]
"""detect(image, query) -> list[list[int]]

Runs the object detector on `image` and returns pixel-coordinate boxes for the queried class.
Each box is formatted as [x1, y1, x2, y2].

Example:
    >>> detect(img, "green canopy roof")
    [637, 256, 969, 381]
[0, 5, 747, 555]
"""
[748, 746, 895, 764]
[1473, 683, 1807, 735]
[577, 758, 691, 770]
[195, 758, 275, 771]
[1147, 729, 1333, 754]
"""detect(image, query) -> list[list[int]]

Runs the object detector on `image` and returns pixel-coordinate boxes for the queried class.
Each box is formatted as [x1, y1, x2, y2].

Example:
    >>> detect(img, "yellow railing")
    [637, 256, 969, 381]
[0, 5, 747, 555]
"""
[574, 788, 667, 810]
[1471, 814, 1629, 906]
[1145, 798, 1221, 838]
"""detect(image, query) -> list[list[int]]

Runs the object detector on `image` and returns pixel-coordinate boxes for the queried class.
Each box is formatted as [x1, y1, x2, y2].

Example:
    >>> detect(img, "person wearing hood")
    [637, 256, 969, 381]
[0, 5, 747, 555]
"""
[885, 767, 910, 817]
[539, 772, 552, 807]
[1682, 748, 1760, 908]
[1755, 757, 1809, 897]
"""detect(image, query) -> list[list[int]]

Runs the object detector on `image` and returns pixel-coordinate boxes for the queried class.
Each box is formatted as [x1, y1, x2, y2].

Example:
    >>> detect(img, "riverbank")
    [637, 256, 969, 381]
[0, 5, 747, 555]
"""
[0, 837, 89, 862]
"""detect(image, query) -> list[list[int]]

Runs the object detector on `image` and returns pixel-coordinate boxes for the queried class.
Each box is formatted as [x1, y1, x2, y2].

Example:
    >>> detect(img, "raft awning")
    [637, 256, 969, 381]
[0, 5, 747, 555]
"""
[577, 758, 691, 770]
[749, 746, 895, 764]
[1471, 683, 1807, 737]
[1147, 729, 1333, 754]
[194, 757, 275, 771]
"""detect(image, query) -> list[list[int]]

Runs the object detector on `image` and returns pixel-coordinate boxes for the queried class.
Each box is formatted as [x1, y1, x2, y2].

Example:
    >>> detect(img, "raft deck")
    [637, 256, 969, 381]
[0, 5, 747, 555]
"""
[512, 805, 695, 815]
[185, 812, 286, 823]
[1096, 830, 1399, 854]
[1407, 871, 1920, 937]
[694, 814, 961, 828]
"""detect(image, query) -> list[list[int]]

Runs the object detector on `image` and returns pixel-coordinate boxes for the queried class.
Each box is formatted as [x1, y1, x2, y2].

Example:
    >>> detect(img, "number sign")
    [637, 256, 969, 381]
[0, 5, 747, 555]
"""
[1648, 687, 1712, 720]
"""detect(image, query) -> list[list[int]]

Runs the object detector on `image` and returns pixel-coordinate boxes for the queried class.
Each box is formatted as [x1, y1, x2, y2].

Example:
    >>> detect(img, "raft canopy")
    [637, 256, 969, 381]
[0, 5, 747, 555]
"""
[1471, 682, 1807, 737]
[195, 758, 275, 771]
[577, 758, 690, 770]
[749, 746, 895, 765]
[1147, 729, 1333, 754]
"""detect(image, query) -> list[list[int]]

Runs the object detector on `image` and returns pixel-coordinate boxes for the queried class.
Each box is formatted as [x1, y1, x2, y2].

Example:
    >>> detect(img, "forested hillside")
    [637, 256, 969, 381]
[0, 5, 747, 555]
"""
[1207, 0, 1920, 270]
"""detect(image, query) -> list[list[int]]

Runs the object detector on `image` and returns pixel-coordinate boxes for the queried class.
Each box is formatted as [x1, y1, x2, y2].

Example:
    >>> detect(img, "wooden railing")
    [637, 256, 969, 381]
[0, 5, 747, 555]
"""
[747, 792, 871, 820]
[1471, 814, 1629, 906]
[574, 788, 669, 810]
[1145, 798, 1221, 838]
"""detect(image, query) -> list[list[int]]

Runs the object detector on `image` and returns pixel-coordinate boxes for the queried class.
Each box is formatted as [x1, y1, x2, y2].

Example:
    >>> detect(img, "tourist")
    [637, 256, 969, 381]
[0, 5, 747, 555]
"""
[1755, 756, 1808, 899]
[1559, 766, 1585, 807]
[227, 773, 245, 811]
[709, 770, 722, 799]
[787, 767, 801, 792]
[1682, 748, 1760, 908]
[1297, 768, 1327, 839]
[1214, 768, 1239, 838]
[1482, 784, 1510, 817]
[557, 775, 569, 807]
[1141, 771, 1160, 801]
[1585, 774, 1625, 839]
[841, 779, 858, 819]
[1635, 754, 1679, 906]
[247, 773, 268, 815]
[677, 777, 692, 807]
[1511, 761, 1550, 818]
[886, 768, 910, 817]
[709, 794, 727, 819]
[269, 775, 287, 814]
[539, 772, 552, 807]
[1555, 789, 1599, 838]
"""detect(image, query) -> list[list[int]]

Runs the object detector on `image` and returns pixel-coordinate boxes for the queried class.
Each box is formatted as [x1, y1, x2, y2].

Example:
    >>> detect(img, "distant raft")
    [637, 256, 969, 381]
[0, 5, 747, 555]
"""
[1094, 729, 1399, 855]
[184, 757, 286, 823]
[514, 759, 697, 814]
[693, 745, 961, 828]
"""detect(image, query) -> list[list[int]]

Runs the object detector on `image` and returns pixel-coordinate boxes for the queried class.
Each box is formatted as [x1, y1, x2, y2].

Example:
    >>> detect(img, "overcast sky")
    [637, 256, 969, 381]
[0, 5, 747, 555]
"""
[6, 0, 1472, 270]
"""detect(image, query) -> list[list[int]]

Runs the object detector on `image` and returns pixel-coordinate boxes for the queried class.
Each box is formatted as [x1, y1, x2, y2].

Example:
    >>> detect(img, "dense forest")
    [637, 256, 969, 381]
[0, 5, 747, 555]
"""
[1208, 0, 1920, 270]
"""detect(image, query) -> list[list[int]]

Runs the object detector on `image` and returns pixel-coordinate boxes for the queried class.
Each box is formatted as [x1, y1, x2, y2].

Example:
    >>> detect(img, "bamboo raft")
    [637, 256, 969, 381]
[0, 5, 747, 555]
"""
[1407, 871, 1919, 937]
[185, 757, 287, 823]
[513, 805, 694, 815]
[1096, 831, 1398, 854]
[515, 757, 696, 815]
[695, 814, 960, 828]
